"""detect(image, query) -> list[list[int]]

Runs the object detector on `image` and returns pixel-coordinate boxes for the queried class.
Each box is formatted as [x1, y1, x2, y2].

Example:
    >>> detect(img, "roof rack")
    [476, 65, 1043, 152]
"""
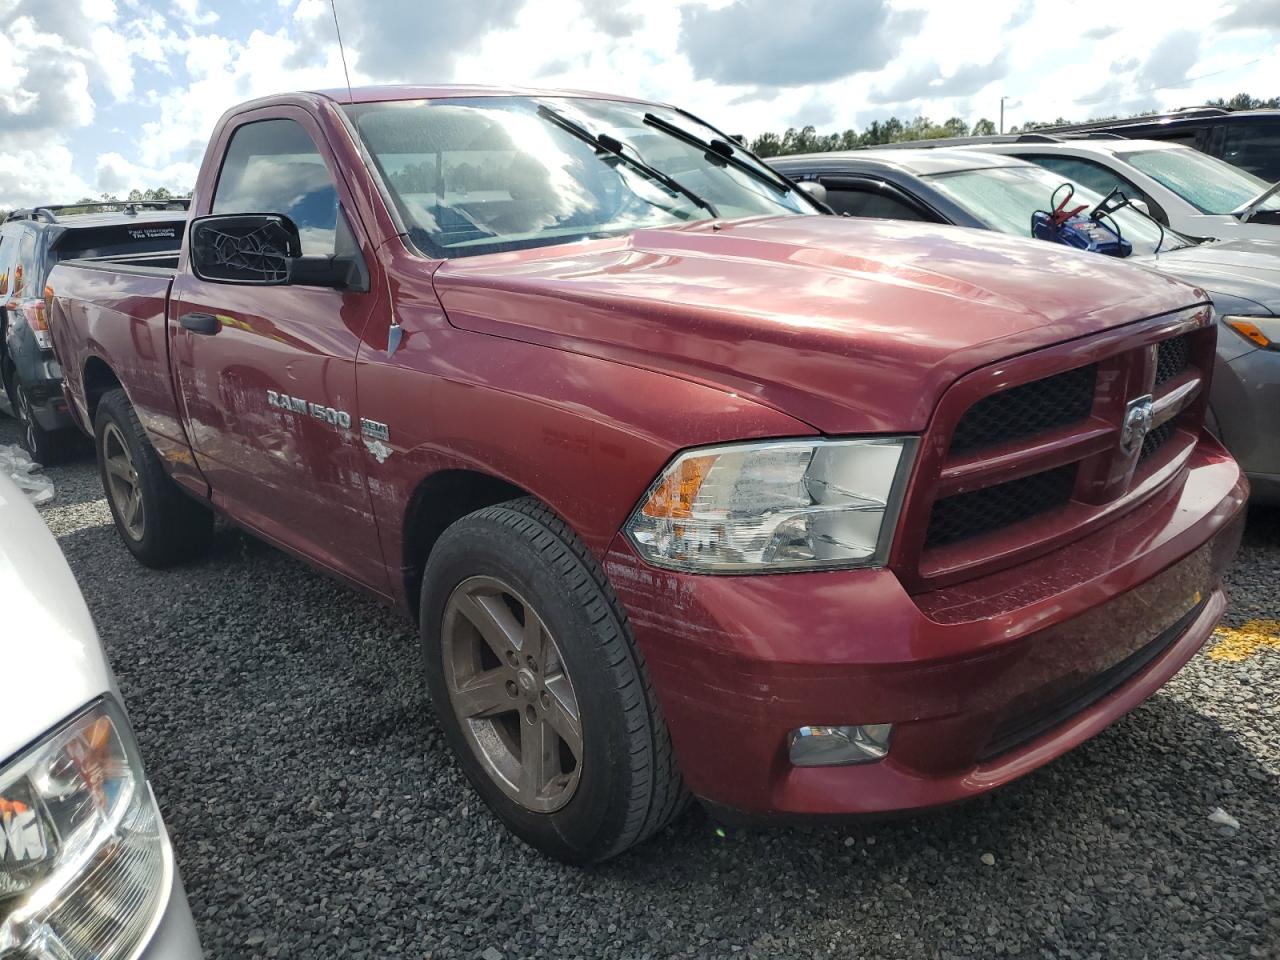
[3, 199, 191, 224]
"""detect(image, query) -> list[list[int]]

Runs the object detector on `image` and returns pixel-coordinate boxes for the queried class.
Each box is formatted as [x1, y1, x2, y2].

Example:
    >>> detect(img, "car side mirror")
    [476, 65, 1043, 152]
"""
[1129, 198, 1151, 216]
[189, 214, 300, 285]
[189, 213, 366, 291]
[798, 180, 829, 204]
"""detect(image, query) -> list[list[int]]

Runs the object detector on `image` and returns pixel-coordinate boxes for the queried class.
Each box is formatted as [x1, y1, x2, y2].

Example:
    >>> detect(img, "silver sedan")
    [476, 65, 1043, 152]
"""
[0, 472, 202, 958]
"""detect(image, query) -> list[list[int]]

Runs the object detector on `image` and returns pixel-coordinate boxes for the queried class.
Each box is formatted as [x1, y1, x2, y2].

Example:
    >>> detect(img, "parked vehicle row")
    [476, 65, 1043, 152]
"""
[773, 146, 1280, 503]
[32, 85, 1250, 865]
[0, 202, 188, 463]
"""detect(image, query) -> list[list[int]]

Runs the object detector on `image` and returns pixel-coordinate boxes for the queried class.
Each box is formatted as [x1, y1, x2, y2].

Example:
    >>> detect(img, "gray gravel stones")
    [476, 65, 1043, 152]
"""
[9, 415, 1278, 960]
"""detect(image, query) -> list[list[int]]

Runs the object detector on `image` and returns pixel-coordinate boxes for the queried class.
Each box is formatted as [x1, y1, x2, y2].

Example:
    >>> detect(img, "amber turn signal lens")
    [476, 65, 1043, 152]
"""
[640, 454, 715, 519]
[1223, 315, 1277, 350]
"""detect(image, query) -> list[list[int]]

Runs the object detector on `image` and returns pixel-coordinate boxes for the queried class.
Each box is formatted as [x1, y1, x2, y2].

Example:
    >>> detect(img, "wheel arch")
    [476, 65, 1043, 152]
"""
[401, 467, 532, 621]
[81, 355, 123, 426]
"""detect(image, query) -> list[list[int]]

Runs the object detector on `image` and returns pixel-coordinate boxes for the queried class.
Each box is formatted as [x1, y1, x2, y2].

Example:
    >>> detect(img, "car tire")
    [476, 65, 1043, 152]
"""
[420, 497, 688, 863]
[5, 368, 71, 466]
[94, 388, 214, 567]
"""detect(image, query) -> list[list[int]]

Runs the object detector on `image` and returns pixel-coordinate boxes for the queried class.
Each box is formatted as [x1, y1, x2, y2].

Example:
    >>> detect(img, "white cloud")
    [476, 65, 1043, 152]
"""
[0, 0, 1277, 210]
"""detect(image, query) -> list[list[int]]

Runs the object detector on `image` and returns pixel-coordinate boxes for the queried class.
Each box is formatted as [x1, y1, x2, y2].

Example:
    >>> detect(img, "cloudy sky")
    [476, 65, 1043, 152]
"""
[0, 0, 1276, 206]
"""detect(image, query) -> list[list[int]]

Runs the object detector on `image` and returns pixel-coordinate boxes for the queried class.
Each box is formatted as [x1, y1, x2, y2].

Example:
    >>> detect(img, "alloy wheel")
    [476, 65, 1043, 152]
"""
[102, 422, 145, 540]
[442, 575, 583, 813]
[15, 383, 38, 455]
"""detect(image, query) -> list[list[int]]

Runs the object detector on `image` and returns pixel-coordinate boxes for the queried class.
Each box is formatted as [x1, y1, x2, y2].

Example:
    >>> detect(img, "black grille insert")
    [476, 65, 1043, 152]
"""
[926, 464, 1077, 549]
[1139, 420, 1175, 462]
[1155, 334, 1191, 388]
[950, 365, 1097, 454]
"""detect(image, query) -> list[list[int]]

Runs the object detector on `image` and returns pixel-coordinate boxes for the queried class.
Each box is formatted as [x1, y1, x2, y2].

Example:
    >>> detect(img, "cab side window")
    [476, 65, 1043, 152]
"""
[824, 183, 933, 221]
[212, 119, 342, 257]
[1023, 155, 1164, 223]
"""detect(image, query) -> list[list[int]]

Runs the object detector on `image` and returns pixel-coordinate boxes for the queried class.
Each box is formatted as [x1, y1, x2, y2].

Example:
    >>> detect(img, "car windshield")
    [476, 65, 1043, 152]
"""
[344, 96, 815, 258]
[1118, 148, 1280, 216]
[924, 164, 1191, 255]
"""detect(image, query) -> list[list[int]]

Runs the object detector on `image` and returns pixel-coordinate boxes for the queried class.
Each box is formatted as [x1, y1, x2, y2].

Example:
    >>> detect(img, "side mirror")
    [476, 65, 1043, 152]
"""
[189, 213, 366, 291]
[798, 180, 829, 204]
[1129, 198, 1151, 216]
[189, 214, 300, 285]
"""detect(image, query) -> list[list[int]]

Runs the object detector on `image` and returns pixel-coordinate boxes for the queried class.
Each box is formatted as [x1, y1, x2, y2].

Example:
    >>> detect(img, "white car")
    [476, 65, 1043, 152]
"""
[0, 472, 202, 958]
[971, 139, 1280, 242]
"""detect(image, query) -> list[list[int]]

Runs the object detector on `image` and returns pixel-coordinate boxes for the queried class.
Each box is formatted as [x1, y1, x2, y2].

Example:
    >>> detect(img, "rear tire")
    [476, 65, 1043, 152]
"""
[94, 388, 213, 567]
[420, 497, 688, 863]
[5, 368, 72, 466]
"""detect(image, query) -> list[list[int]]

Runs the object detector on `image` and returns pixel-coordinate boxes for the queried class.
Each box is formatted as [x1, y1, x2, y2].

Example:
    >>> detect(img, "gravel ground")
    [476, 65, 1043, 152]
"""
[7, 414, 1278, 960]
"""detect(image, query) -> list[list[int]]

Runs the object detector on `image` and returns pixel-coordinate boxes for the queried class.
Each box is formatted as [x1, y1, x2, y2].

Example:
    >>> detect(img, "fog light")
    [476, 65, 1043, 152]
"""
[789, 724, 893, 767]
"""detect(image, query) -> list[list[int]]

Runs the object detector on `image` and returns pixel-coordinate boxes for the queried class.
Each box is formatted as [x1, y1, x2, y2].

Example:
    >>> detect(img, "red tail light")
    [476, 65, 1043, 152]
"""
[18, 297, 52, 350]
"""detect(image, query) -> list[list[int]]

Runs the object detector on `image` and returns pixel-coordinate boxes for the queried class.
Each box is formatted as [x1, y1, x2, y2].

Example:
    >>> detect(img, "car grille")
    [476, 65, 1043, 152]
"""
[949, 365, 1097, 454]
[901, 312, 1213, 587]
[926, 465, 1076, 548]
[1155, 333, 1191, 388]
[1140, 420, 1175, 462]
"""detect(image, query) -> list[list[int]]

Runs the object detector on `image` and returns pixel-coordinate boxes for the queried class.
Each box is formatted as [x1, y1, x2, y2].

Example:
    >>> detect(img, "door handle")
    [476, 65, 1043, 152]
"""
[179, 312, 220, 335]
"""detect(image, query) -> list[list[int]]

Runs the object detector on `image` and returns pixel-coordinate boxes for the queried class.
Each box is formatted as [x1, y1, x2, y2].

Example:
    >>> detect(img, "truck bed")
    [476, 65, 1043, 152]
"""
[45, 254, 202, 494]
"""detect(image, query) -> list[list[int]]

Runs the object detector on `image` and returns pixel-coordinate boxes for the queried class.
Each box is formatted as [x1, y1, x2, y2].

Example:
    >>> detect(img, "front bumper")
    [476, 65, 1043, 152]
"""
[604, 436, 1247, 817]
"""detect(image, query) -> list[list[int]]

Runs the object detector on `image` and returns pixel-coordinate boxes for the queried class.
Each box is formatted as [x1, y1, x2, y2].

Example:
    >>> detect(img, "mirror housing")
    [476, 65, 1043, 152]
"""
[188, 213, 367, 291]
[798, 180, 829, 204]
[1129, 198, 1151, 216]
[189, 214, 300, 285]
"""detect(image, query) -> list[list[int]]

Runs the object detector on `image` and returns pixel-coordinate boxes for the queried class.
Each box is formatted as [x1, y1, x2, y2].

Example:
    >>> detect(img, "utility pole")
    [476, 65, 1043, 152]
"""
[1000, 96, 1008, 135]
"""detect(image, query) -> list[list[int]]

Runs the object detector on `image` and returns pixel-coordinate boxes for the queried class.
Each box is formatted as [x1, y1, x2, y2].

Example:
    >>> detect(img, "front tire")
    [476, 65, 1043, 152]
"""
[420, 497, 687, 862]
[95, 388, 213, 567]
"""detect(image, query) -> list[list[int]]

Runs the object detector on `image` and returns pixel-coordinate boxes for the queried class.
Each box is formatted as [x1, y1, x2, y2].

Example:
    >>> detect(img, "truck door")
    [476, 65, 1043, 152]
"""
[169, 110, 389, 595]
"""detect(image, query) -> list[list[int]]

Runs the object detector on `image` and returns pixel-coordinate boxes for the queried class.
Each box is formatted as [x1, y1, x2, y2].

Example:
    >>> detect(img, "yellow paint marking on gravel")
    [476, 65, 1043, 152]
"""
[1208, 620, 1280, 662]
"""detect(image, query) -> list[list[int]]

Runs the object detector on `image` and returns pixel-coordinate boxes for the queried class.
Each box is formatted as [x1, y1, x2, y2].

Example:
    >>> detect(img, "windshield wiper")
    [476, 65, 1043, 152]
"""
[535, 105, 719, 218]
[642, 112, 794, 198]
[1233, 180, 1280, 223]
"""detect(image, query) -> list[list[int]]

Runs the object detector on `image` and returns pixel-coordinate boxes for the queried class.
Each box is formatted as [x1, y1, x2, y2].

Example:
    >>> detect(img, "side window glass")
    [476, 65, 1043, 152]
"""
[827, 186, 929, 221]
[213, 119, 341, 256]
[1027, 154, 1163, 220]
[14, 231, 37, 297]
[0, 232, 16, 298]
[1223, 123, 1280, 182]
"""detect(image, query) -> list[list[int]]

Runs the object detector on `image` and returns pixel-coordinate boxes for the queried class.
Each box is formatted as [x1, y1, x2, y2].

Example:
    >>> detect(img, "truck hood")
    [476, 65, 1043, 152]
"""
[1142, 238, 1280, 315]
[434, 215, 1206, 433]
[0, 473, 113, 763]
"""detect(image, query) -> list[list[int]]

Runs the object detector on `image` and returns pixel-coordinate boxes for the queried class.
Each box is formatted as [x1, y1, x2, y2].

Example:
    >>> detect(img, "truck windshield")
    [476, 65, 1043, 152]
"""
[344, 96, 816, 258]
[1118, 148, 1280, 216]
[924, 164, 1192, 256]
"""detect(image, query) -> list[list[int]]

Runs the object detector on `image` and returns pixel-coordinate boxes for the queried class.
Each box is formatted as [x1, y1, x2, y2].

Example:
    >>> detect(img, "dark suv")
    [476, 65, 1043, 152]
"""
[0, 201, 188, 461]
[1023, 108, 1280, 182]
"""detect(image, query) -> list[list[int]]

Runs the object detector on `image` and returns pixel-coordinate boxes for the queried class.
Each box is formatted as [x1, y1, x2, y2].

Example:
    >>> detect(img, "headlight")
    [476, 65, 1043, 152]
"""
[625, 437, 915, 573]
[1, 700, 167, 960]
[1223, 315, 1280, 350]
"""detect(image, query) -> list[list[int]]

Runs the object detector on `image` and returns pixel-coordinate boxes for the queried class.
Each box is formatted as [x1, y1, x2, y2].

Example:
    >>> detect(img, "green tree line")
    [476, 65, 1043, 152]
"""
[748, 92, 1279, 158]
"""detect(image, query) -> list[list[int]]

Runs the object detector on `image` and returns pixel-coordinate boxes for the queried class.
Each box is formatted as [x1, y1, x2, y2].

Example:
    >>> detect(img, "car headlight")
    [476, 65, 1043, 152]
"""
[1223, 315, 1280, 350]
[625, 437, 916, 573]
[1, 699, 167, 960]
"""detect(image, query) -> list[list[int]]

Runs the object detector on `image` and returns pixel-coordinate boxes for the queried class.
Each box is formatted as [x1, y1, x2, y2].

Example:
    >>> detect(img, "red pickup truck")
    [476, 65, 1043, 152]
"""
[46, 85, 1246, 863]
